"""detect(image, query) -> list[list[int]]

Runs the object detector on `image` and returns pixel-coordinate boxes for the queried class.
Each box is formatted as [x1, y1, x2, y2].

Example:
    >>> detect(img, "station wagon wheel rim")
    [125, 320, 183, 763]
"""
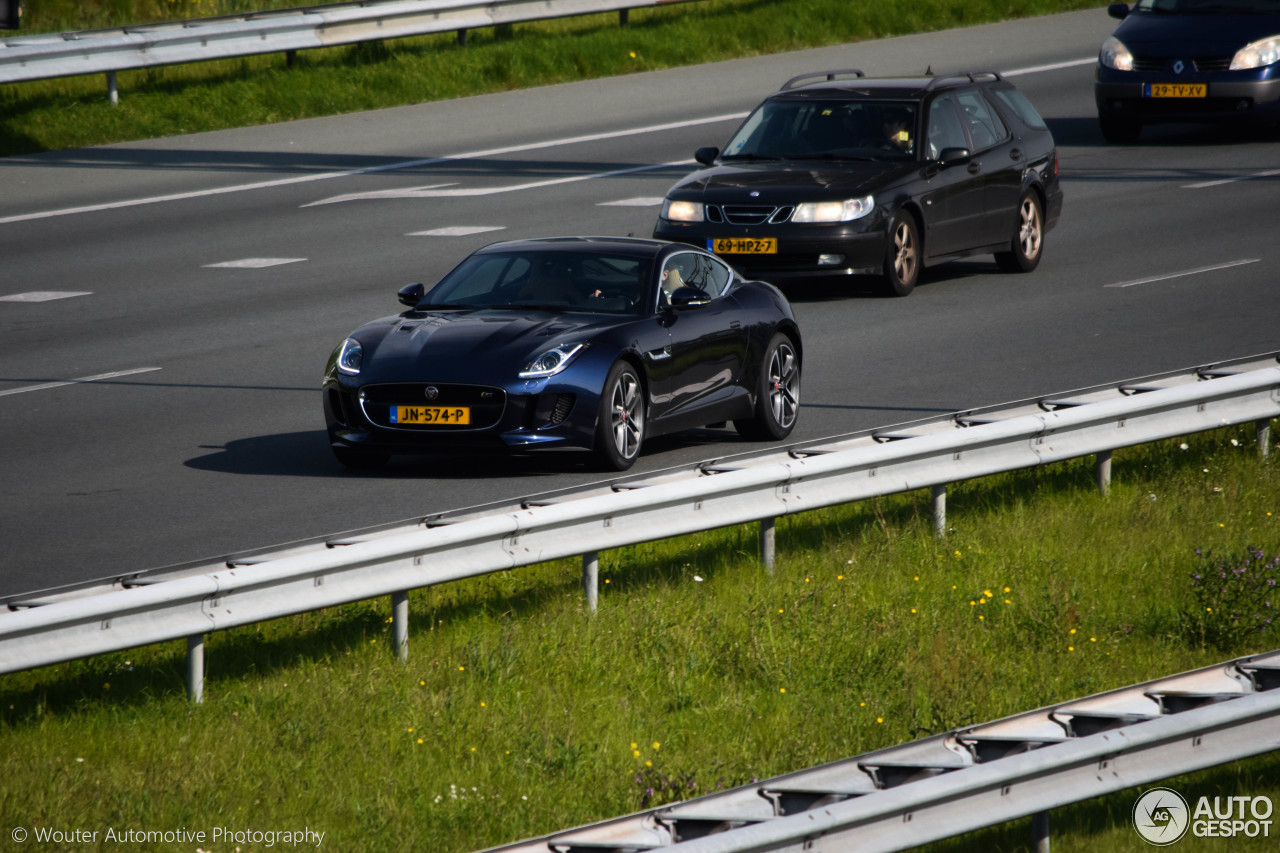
[767, 342, 800, 430]
[609, 371, 644, 460]
[893, 220, 917, 283]
[1019, 197, 1042, 261]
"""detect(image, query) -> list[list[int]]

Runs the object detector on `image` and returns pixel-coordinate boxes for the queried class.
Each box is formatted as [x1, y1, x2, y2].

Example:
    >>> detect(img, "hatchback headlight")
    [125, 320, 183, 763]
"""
[792, 196, 875, 223]
[661, 199, 704, 223]
[1100, 36, 1134, 71]
[519, 343, 586, 379]
[1231, 35, 1280, 70]
[337, 338, 363, 375]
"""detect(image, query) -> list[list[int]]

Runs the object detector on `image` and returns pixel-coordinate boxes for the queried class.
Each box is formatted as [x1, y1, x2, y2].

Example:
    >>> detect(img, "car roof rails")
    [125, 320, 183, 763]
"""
[923, 70, 1005, 90]
[780, 69, 866, 91]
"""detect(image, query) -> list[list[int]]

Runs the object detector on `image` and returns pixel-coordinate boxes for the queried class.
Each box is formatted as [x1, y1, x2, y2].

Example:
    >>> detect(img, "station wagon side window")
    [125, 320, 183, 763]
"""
[925, 93, 969, 159]
[955, 89, 1008, 151]
[991, 87, 1047, 130]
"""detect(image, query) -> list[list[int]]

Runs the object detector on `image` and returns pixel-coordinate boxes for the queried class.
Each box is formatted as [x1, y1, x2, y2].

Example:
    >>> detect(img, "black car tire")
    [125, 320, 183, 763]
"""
[1098, 113, 1142, 144]
[995, 191, 1044, 274]
[882, 211, 920, 297]
[735, 333, 801, 441]
[594, 361, 645, 471]
[333, 446, 390, 470]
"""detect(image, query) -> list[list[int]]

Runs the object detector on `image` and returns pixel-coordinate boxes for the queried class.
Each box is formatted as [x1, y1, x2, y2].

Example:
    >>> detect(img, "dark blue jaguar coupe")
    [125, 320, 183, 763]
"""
[322, 237, 802, 471]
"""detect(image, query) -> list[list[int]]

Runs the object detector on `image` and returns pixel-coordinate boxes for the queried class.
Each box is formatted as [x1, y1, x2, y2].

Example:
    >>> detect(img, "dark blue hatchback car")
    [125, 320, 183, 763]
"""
[1095, 0, 1280, 142]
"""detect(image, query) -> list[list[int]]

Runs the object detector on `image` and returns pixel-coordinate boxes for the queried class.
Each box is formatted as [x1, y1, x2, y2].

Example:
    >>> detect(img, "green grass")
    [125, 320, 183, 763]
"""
[0, 0, 1106, 156]
[2, 424, 1278, 852]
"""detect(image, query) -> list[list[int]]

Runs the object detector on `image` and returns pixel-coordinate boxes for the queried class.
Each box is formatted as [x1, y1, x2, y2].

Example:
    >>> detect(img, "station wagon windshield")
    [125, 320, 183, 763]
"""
[723, 100, 920, 162]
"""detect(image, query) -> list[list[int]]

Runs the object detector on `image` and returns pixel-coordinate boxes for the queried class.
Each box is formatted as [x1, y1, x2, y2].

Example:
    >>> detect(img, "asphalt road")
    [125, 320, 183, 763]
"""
[2, 9, 1278, 596]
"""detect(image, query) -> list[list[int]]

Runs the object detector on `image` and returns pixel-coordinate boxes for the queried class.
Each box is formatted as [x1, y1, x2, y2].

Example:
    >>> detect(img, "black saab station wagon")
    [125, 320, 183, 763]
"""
[654, 70, 1063, 296]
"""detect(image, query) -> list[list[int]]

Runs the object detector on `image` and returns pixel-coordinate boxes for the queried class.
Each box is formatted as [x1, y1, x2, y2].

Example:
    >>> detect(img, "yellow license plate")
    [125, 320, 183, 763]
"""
[392, 406, 470, 425]
[1145, 83, 1206, 98]
[711, 237, 777, 254]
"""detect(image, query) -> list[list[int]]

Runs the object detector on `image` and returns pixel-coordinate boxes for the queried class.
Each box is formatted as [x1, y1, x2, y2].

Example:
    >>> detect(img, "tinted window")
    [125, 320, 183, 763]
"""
[723, 99, 919, 161]
[662, 253, 733, 303]
[992, 88, 1047, 130]
[955, 90, 1008, 151]
[1135, 0, 1279, 10]
[926, 93, 969, 158]
[426, 251, 647, 314]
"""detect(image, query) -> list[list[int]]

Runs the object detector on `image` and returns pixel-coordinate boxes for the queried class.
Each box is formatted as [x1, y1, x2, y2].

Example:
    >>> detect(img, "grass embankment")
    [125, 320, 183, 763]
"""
[0, 0, 1106, 156]
[1, 424, 1278, 852]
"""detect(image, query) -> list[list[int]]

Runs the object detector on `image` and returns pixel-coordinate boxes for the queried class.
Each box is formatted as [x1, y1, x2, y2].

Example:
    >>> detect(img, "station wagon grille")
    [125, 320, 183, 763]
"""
[707, 204, 794, 226]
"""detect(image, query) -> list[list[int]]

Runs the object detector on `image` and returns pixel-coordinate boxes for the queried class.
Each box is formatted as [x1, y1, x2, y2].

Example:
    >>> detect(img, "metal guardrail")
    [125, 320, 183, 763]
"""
[1, 353, 1277, 696]
[0, 0, 697, 100]
[473, 649, 1280, 853]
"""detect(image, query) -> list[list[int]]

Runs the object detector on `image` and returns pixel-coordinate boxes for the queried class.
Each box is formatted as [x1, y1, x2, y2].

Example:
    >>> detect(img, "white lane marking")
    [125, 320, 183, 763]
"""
[1183, 169, 1280, 189]
[0, 291, 92, 302]
[1103, 258, 1259, 288]
[305, 161, 686, 205]
[408, 226, 506, 236]
[0, 367, 162, 397]
[598, 197, 666, 207]
[1003, 57, 1096, 76]
[0, 113, 746, 226]
[203, 257, 307, 268]
[302, 183, 457, 205]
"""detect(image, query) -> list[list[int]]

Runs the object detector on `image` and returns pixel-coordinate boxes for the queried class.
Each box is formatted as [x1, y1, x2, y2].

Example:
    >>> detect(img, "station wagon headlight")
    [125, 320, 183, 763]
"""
[337, 338, 363, 375]
[1100, 36, 1134, 71]
[792, 196, 875, 223]
[519, 343, 586, 379]
[1231, 36, 1280, 70]
[661, 199, 704, 223]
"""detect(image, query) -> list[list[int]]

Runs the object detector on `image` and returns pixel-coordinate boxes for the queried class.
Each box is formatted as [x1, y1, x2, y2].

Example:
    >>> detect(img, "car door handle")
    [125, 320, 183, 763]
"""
[1009, 148, 1023, 161]
[967, 162, 981, 175]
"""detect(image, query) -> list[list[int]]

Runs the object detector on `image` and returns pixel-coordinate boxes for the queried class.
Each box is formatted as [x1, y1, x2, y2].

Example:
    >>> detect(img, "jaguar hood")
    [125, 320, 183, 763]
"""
[349, 309, 616, 382]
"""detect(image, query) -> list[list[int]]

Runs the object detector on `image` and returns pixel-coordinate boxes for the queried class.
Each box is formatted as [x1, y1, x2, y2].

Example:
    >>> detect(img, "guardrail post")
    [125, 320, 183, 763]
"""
[456, 28, 467, 46]
[931, 484, 946, 538]
[1031, 810, 1050, 852]
[760, 517, 776, 574]
[392, 590, 409, 662]
[1259, 418, 1272, 460]
[619, 9, 629, 26]
[285, 49, 297, 68]
[186, 635, 204, 704]
[1095, 450, 1112, 496]
[583, 552, 599, 614]
[106, 71, 119, 106]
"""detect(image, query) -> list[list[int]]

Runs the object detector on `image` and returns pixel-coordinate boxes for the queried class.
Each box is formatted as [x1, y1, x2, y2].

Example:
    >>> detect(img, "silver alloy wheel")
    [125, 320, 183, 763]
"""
[609, 371, 644, 460]
[893, 220, 917, 283]
[1018, 198, 1042, 261]
[767, 341, 800, 430]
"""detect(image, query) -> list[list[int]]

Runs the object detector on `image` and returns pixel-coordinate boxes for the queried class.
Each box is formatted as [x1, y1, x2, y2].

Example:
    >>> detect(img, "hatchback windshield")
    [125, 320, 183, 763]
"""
[723, 100, 920, 161]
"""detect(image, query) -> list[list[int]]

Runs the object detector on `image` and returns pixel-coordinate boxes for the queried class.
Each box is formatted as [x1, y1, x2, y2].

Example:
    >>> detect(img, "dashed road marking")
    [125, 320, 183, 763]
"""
[203, 258, 307, 269]
[1183, 169, 1280, 189]
[0, 367, 162, 397]
[407, 225, 506, 236]
[0, 291, 92, 302]
[598, 197, 666, 207]
[1103, 258, 1259, 288]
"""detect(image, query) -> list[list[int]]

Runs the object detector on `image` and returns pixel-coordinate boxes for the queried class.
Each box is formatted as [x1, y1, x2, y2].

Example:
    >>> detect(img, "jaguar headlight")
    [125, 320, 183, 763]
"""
[337, 338, 363, 375]
[1100, 36, 1134, 71]
[1231, 35, 1280, 70]
[792, 196, 875, 223]
[661, 199, 705, 223]
[519, 343, 586, 379]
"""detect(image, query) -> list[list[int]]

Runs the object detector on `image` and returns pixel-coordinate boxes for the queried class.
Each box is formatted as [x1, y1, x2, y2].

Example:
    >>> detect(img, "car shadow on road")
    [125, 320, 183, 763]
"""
[185, 427, 757, 479]
[1046, 115, 1280, 148]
